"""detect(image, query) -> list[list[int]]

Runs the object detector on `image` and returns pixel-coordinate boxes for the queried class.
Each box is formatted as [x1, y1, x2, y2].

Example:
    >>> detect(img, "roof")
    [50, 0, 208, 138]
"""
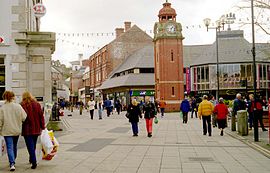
[99, 73, 154, 90]
[183, 30, 270, 67]
[114, 45, 154, 74]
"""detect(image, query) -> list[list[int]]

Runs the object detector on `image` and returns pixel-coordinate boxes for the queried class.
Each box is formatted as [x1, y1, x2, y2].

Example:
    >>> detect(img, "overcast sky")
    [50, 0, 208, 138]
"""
[40, 0, 267, 66]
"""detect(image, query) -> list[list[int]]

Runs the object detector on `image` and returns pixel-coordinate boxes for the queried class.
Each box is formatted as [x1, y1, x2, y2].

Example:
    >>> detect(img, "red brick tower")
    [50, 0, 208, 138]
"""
[154, 1, 184, 111]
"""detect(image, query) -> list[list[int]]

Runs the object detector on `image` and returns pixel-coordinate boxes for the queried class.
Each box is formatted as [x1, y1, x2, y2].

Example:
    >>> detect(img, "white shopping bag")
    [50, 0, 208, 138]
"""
[40, 129, 59, 160]
[0, 136, 5, 156]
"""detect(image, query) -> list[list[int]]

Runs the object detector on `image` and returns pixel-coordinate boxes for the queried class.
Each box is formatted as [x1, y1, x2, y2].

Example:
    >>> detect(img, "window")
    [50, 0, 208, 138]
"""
[172, 87, 175, 96]
[171, 50, 174, 61]
[0, 56, 5, 99]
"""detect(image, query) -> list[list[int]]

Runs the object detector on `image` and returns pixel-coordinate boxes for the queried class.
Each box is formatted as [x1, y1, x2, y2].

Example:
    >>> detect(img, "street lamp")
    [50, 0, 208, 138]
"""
[70, 72, 73, 112]
[251, 0, 259, 142]
[203, 17, 225, 99]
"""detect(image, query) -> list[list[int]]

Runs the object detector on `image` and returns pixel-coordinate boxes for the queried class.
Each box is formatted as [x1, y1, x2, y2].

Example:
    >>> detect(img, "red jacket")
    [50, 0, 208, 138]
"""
[21, 100, 45, 136]
[214, 103, 228, 120]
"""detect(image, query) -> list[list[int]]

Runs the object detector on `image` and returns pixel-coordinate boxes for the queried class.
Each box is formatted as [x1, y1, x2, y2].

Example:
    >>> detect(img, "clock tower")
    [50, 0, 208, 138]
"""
[154, 0, 184, 111]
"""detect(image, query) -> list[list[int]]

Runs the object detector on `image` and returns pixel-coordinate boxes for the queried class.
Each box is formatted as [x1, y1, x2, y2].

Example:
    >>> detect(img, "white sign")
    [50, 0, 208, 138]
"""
[33, 3, 46, 18]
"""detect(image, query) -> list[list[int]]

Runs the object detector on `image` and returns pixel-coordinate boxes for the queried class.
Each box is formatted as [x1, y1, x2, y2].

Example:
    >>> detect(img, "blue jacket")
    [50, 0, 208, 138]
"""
[103, 100, 111, 108]
[180, 99, 190, 113]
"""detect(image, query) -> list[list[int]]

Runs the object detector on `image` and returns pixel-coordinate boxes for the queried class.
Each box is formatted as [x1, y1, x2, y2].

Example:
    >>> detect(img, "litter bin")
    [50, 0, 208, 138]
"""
[237, 110, 248, 136]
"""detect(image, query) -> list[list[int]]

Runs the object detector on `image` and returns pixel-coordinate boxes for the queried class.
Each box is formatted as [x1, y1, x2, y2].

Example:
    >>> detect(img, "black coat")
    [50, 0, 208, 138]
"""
[143, 102, 156, 119]
[127, 104, 141, 123]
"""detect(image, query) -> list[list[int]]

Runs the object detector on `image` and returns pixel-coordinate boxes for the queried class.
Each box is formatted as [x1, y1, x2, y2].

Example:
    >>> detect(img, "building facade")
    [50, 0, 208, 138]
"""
[0, 0, 55, 103]
[88, 22, 153, 98]
[154, 1, 184, 111]
[184, 30, 270, 99]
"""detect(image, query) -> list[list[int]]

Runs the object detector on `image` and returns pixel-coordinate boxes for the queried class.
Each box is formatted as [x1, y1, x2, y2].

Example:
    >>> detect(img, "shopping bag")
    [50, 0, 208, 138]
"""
[41, 129, 59, 160]
[154, 117, 158, 124]
[180, 112, 183, 119]
[0, 136, 5, 156]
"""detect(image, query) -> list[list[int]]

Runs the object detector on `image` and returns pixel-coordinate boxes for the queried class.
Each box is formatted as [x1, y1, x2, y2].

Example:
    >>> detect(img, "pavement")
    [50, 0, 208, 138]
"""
[0, 109, 270, 173]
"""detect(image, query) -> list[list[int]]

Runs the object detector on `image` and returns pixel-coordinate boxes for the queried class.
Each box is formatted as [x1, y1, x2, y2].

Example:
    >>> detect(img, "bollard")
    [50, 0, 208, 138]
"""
[237, 110, 248, 136]
[231, 114, 236, 131]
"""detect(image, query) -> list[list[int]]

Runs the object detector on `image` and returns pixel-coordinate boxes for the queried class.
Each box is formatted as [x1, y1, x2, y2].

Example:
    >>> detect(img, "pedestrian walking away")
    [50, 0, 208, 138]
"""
[97, 100, 103, 120]
[0, 91, 27, 171]
[115, 99, 121, 115]
[198, 95, 214, 136]
[103, 98, 112, 117]
[127, 99, 142, 136]
[209, 95, 218, 128]
[180, 96, 190, 124]
[191, 97, 198, 118]
[159, 98, 166, 118]
[21, 91, 45, 169]
[88, 98, 95, 120]
[213, 98, 228, 136]
[143, 98, 157, 137]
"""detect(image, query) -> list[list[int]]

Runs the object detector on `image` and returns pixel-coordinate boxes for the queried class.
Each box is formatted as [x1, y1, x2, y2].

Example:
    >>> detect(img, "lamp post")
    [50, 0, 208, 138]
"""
[70, 72, 73, 112]
[251, 0, 259, 142]
[203, 17, 225, 99]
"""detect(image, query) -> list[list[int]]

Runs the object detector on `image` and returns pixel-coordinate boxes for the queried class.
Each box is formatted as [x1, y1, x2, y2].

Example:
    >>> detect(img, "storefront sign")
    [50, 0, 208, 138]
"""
[0, 37, 4, 43]
[33, 3, 46, 18]
[186, 67, 191, 94]
[130, 90, 155, 96]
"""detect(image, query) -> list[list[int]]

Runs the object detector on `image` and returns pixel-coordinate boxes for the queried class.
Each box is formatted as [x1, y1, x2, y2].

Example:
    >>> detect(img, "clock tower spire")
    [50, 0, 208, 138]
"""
[154, 1, 184, 111]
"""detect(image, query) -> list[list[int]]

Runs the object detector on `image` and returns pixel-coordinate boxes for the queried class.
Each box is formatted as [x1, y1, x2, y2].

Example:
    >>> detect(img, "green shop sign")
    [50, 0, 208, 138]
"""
[130, 90, 155, 96]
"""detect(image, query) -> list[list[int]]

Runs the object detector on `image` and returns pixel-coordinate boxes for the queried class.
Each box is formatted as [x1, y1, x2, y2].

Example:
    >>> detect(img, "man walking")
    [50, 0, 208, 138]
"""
[159, 98, 166, 118]
[198, 95, 214, 136]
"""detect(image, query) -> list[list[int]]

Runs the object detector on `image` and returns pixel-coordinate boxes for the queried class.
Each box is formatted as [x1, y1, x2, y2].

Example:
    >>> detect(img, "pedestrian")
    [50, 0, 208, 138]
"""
[110, 99, 114, 115]
[51, 102, 60, 121]
[232, 93, 246, 131]
[180, 96, 190, 123]
[159, 98, 166, 117]
[198, 95, 214, 136]
[97, 100, 103, 120]
[103, 98, 112, 117]
[0, 91, 27, 171]
[88, 98, 95, 120]
[21, 91, 45, 169]
[247, 94, 255, 130]
[115, 99, 121, 115]
[191, 97, 198, 118]
[213, 98, 228, 136]
[209, 95, 218, 127]
[143, 98, 157, 137]
[255, 96, 268, 131]
[127, 99, 142, 136]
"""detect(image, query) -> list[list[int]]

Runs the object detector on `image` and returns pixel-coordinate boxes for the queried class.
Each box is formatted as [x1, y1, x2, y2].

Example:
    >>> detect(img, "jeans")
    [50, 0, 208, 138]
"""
[183, 112, 188, 123]
[160, 108, 165, 117]
[4, 136, 19, 166]
[145, 118, 153, 134]
[248, 111, 254, 128]
[191, 110, 197, 118]
[24, 135, 39, 165]
[202, 116, 212, 135]
[90, 109, 94, 119]
[131, 122, 138, 135]
[98, 109, 102, 119]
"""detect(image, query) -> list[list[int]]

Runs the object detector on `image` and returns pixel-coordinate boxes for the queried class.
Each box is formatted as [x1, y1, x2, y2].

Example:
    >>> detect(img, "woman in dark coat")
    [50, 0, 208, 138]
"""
[143, 98, 157, 137]
[21, 91, 45, 169]
[127, 99, 142, 136]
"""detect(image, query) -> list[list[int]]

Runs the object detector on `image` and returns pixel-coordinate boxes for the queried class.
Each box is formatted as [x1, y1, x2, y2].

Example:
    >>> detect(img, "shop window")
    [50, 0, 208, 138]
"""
[0, 56, 5, 99]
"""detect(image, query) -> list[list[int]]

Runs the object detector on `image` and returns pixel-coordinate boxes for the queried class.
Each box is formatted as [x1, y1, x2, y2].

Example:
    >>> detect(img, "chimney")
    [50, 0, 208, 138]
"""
[115, 28, 124, 38]
[78, 53, 83, 66]
[124, 21, 131, 32]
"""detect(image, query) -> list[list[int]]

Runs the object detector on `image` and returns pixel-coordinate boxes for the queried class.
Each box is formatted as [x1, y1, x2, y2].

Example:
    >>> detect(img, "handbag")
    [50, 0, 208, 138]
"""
[180, 111, 183, 119]
[154, 117, 158, 124]
[0, 136, 5, 157]
[125, 112, 130, 118]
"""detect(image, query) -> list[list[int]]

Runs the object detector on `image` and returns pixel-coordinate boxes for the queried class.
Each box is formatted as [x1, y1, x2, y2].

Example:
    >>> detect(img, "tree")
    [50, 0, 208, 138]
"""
[235, 0, 270, 35]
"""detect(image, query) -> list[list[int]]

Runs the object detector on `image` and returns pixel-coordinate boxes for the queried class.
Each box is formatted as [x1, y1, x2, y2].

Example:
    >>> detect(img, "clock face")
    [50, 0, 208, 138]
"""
[166, 24, 176, 33]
